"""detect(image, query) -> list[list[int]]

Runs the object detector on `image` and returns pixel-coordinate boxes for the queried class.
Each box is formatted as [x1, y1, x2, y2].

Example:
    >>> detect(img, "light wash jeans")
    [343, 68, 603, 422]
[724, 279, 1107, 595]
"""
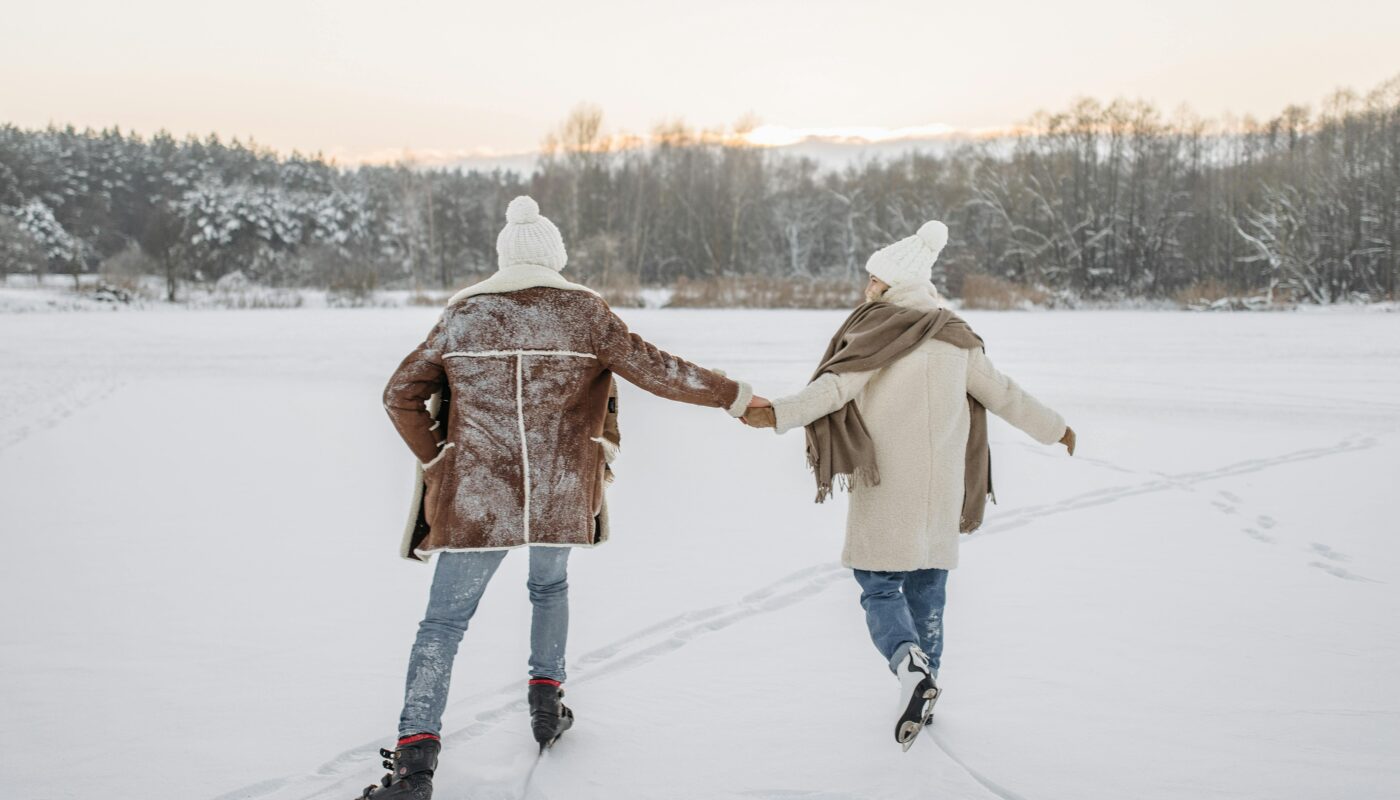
[398, 547, 570, 738]
[851, 567, 948, 677]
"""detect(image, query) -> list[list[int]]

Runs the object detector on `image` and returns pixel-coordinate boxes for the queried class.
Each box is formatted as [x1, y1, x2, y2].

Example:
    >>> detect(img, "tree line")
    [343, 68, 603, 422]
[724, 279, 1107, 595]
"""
[2, 74, 1397, 305]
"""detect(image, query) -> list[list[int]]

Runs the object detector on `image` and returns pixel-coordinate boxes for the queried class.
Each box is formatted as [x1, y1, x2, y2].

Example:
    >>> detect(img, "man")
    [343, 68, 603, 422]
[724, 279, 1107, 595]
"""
[365, 196, 767, 799]
[743, 219, 1074, 751]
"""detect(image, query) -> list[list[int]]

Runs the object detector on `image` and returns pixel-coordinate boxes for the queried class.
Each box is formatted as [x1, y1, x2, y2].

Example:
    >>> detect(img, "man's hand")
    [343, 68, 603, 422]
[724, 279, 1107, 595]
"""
[1060, 426, 1076, 456]
[749, 395, 771, 408]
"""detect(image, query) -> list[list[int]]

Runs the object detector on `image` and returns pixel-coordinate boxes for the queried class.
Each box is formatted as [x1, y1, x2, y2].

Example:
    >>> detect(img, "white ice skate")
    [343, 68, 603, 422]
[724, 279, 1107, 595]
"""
[894, 646, 939, 751]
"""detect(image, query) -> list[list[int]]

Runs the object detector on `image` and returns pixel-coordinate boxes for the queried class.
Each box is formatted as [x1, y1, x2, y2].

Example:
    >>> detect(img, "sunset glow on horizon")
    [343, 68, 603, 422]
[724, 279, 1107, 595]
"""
[4, 0, 1398, 164]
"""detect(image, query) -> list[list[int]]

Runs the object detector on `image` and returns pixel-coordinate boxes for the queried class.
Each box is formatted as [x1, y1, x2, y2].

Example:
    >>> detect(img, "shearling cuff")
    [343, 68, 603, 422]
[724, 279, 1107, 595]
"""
[726, 380, 754, 417]
[771, 400, 802, 435]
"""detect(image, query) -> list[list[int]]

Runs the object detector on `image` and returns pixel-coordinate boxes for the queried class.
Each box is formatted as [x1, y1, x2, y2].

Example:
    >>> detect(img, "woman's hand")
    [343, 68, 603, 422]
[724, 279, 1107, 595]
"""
[1060, 426, 1076, 456]
[742, 406, 777, 428]
[740, 394, 774, 426]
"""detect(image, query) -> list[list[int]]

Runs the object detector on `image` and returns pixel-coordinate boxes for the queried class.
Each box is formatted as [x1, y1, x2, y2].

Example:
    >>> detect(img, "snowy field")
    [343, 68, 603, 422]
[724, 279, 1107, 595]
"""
[1, 306, 1398, 800]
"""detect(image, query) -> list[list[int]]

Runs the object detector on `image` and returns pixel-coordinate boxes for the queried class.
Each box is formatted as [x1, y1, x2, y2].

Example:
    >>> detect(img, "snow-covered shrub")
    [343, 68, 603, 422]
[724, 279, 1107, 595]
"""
[8, 199, 79, 271]
[193, 269, 304, 309]
[97, 244, 161, 299]
[0, 215, 46, 277]
[303, 245, 381, 307]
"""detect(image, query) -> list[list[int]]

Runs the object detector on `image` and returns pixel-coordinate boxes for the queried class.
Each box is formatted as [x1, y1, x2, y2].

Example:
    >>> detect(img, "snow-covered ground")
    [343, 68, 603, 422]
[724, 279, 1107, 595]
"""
[1, 307, 1397, 800]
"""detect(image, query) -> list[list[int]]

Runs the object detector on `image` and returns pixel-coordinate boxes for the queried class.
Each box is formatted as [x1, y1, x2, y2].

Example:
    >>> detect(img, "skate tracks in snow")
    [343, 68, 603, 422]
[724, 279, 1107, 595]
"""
[211, 435, 1382, 800]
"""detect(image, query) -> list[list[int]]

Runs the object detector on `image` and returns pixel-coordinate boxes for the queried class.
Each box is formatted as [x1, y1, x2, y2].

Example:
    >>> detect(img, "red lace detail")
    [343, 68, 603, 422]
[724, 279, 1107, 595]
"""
[396, 733, 440, 747]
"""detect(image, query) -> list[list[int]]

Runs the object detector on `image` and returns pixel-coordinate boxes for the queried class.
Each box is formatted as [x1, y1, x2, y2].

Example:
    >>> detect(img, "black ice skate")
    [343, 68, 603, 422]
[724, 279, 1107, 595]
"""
[894, 646, 940, 751]
[528, 679, 575, 752]
[356, 736, 440, 799]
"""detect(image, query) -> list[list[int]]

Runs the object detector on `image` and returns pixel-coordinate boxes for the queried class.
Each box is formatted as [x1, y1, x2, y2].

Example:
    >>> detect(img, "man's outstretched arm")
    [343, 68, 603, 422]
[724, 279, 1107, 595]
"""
[594, 306, 761, 416]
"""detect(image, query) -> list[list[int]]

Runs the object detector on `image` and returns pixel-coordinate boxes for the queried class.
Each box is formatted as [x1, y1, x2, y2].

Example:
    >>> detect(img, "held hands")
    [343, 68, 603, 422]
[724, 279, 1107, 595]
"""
[741, 395, 776, 428]
[742, 407, 776, 428]
[1060, 426, 1076, 456]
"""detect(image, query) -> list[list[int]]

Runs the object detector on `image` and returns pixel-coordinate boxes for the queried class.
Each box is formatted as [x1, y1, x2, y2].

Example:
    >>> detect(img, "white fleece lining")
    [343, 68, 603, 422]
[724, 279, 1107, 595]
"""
[421, 442, 455, 469]
[400, 392, 446, 562]
[726, 380, 755, 417]
[401, 464, 426, 562]
[515, 354, 532, 544]
[591, 435, 620, 463]
[445, 263, 600, 306]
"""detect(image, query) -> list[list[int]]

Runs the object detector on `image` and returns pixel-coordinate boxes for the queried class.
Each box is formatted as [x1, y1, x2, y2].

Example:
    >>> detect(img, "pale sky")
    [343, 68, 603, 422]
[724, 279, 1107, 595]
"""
[4, 0, 1398, 164]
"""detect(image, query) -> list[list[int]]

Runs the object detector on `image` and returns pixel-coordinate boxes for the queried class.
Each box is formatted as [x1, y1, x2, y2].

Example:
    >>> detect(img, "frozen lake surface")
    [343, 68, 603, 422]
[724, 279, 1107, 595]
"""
[1, 307, 1398, 800]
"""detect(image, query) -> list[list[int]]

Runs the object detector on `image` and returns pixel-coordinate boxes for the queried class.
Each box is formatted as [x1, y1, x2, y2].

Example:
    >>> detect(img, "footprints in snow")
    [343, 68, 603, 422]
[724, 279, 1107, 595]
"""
[0, 376, 124, 454]
[1308, 542, 1375, 582]
[1309, 542, 1348, 562]
[1209, 489, 1375, 582]
[1308, 560, 1374, 582]
[980, 437, 1377, 538]
[1213, 490, 1276, 543]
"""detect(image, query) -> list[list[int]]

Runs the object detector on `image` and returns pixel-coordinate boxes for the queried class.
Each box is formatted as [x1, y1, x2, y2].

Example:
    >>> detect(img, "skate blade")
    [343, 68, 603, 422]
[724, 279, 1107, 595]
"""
[537, 724, 571, 752]
[535, 704, 574, 751]
[921, 685, 941, 726]
[897, 720, 923, 752]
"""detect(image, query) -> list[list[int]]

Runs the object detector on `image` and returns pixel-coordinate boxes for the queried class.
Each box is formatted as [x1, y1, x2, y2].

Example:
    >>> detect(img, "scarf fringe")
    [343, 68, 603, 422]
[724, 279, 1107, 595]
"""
[811, 463, 882, 504]
[959, 491, 996, 534]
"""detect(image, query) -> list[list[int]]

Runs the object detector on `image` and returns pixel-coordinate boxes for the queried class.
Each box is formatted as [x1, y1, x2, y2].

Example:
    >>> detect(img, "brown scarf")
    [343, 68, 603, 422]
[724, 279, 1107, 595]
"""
[804, 302, 995, 533]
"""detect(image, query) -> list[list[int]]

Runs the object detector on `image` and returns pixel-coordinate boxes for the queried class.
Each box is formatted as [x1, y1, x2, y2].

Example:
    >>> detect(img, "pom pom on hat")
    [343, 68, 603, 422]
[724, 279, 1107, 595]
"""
[865, 219, 950, 289]
[496, 195, 568, 272]
[505, 195, 541, 225]
[917, 220, 948, 256]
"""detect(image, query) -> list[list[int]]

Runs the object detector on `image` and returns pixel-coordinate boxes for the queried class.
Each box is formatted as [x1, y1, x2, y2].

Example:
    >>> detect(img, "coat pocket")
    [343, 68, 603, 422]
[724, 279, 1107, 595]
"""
[421, 443, 456, 529]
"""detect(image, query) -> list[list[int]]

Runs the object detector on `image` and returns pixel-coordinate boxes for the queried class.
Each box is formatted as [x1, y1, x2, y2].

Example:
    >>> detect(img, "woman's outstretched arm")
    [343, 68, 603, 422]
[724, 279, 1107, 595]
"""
[965, 349, 1067, 446]
[769, 369, 878, 434]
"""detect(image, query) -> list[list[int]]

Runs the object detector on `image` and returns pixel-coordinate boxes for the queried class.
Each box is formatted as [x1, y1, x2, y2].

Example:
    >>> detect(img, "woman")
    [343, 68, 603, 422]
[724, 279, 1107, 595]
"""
[744, 220, 1074, 750]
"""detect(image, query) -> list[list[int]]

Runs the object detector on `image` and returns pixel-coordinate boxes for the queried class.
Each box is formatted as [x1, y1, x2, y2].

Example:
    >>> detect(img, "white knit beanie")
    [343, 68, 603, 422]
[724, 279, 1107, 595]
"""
[865, 220, 948, 288]
[496, 196, 568, 272]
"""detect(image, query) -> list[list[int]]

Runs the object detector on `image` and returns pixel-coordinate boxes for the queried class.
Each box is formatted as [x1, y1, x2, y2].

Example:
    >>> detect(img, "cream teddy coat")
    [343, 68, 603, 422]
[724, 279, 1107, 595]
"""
[771, 282, 1066, 571]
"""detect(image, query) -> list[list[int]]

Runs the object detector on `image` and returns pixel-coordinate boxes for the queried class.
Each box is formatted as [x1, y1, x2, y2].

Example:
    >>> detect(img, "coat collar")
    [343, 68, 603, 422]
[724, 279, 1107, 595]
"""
[446, 264, 600, 307]
[880, 280, 944, 311]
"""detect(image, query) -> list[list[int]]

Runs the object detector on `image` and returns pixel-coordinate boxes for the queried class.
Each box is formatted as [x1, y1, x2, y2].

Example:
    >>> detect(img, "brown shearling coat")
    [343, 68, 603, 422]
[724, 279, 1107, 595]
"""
[384, 269, 748, 559]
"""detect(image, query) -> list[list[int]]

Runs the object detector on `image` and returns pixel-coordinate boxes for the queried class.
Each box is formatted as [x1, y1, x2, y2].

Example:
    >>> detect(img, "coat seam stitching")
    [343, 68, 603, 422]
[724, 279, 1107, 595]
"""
[515, 354, 531, 544]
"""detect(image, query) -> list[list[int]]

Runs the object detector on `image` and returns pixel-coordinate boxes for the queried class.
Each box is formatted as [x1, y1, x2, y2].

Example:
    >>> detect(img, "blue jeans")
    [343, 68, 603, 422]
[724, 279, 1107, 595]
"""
[398, 547, 571, 738]
[852, 567, 948, 676]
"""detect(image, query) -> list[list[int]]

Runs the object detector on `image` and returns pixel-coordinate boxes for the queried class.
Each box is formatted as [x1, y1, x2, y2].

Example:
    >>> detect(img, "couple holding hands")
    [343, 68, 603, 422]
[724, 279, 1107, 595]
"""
[367, 196, 1074, 799]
